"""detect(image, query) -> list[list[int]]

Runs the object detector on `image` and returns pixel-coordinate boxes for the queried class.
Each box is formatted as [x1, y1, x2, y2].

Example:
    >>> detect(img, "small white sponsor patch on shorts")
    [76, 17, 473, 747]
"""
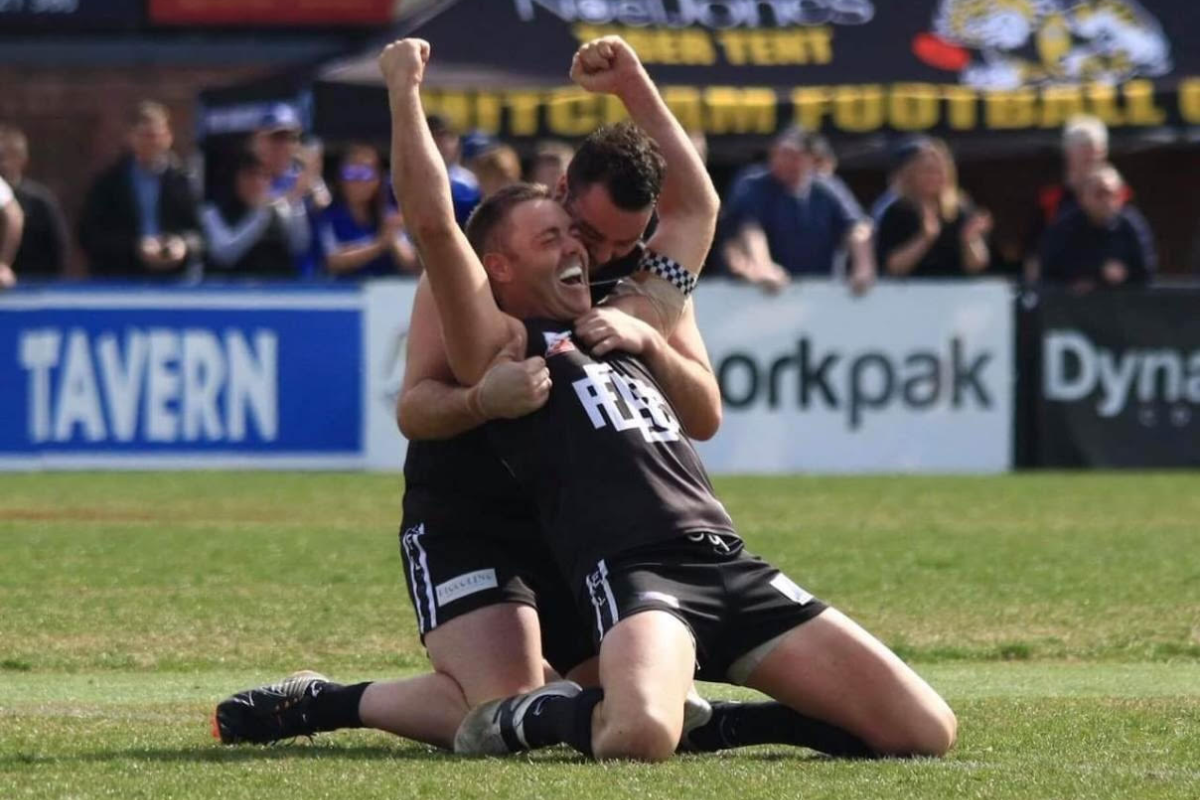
[770, 573, 814, 606]
[435, 568, 498, 607]
[636, 590, 681, 609]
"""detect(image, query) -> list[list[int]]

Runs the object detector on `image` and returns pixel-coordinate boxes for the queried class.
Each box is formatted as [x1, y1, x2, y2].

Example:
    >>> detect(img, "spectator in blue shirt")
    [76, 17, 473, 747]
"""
[721, 127, 875, 294]
[251, 105, 330, 277]
[1040, 164, 1155, 290]
[319, 143, 418, 279]
[427, 114, 480, 226]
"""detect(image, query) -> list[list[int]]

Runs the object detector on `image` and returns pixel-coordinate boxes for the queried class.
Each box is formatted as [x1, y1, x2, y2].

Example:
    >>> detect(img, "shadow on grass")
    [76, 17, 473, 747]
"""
[3, 744, 448, 767]
[4, 745, 829, 768]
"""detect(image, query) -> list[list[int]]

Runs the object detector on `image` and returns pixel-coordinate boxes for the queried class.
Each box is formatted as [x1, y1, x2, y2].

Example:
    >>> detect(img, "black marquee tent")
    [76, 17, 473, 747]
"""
[199, 0, 1200, 163]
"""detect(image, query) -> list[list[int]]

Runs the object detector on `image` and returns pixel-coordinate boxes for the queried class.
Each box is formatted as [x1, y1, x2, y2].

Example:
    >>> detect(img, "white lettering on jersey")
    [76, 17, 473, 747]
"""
[572, 362, 681, 444]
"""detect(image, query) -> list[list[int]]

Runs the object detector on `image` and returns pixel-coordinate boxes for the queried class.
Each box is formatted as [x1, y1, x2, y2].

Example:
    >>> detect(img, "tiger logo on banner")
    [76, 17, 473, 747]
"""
[914, 0, 1172, 88]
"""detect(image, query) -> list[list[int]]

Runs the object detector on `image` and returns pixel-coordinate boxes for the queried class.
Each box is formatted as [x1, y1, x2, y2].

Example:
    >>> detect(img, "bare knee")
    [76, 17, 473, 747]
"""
[594, 705, 680, 762]
[872, 704, 957, 758]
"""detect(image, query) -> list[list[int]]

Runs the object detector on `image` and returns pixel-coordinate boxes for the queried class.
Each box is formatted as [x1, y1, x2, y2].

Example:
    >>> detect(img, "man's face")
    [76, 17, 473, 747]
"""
[130, 119, 172, 167]
[769, 142, 811, 190]
[0, 137, 25, 183]
[561, 182, 652, 269]
[1080, 172, 1124, 224]
[490, 199, 591, 321]
[1065, 140, 1106, 177]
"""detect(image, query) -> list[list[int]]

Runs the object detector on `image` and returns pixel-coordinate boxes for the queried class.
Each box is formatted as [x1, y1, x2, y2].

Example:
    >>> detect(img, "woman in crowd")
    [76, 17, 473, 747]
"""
[875, 138, 992, 278]
[319, 143, 418, 279]
[201, 149, 310, 278]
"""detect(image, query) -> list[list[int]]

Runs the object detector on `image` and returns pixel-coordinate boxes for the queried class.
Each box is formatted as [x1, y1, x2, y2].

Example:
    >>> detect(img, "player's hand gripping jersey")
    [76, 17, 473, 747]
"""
[488, 319, 737, 589]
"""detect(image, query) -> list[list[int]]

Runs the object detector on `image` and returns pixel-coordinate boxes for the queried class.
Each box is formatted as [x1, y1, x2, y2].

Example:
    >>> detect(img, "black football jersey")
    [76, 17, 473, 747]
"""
[487, 319, 737, 588]
[403, 431, 533, 531]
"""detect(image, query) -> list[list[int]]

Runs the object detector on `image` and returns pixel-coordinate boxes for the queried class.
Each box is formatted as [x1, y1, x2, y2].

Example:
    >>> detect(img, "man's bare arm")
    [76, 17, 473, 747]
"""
[380, 39, 520, 385]
[397, 278, 550, 440]
[571, 37, 717, 277]
[575, 301, 721, 440]
[655, 302, 721, 440]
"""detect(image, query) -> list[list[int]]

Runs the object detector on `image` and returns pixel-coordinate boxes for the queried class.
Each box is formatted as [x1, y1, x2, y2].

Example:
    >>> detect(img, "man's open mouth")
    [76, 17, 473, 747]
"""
[558, 259, 585, 287]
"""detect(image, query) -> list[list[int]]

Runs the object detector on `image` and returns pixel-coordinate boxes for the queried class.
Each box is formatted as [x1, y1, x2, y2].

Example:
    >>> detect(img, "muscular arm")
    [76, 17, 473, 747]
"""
[652, 302, 721, 440]
[382, 40, 520, 385]
[398, 277, 551, 440]
[396, 278, 485, 439]
[610, 55, 717, 276]
[572, 37, 718, 330]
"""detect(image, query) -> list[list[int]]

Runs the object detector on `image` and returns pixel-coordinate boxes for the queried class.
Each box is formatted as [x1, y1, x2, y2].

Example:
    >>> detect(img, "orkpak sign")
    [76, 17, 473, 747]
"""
[694, 282, 1013, 473]
[0, 290, 363, 469]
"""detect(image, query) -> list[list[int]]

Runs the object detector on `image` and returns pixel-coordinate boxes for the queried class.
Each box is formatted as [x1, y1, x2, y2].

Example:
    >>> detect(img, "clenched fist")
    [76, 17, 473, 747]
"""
[570, 36, 646, 95]
[472, 356, 552, 420]
[379, 38, 431, 89]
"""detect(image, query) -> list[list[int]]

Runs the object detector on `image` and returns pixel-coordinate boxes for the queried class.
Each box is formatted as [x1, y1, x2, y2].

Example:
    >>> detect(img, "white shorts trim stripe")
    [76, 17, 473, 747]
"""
[587, 559, 620, 641]
[402, 523, 437, 633]
[599, 560, 619, 631]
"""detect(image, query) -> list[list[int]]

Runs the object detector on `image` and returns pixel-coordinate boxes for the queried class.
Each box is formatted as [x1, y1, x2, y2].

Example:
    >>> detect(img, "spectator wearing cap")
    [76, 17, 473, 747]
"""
[527, 139, 575, 189]
[200, 149, 310, 279]
[876, 138, 992, 278]
[0, 124, 69, 279]
[1040, 164, 1155, 290]
[1025, 115, 1123, 280]
[0, 173, 22, 288]
[318, 143, 418, 279]
[471, 144, 522, 200]
[78, 101, 202, 280]
[251, 105, 329, 277]
[427, 115, 481, 226]
[721, 126, 875, 293]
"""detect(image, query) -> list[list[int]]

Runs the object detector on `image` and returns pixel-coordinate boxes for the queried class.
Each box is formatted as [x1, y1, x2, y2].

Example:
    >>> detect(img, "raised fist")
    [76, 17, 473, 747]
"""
[570, 36, 644, 95]
[379, 39, 431, 89]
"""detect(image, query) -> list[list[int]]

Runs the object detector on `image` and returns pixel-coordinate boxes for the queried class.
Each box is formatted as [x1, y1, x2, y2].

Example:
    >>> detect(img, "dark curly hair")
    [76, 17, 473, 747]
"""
[566, 120, 665, 212]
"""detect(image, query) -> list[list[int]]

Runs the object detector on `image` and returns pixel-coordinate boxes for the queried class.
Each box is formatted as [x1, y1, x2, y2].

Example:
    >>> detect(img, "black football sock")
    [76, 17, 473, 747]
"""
[309, 681, 371, 731]
[686, 701, 876, 758]
[521, 688, 604, 756]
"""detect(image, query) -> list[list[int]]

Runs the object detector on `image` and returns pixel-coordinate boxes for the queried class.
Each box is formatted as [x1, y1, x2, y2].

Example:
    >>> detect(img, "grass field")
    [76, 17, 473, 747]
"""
[2, 472, 1198, 799]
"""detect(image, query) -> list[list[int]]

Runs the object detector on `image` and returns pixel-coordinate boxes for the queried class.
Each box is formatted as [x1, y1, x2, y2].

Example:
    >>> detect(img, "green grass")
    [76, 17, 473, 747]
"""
[2, 472, 1199, 798]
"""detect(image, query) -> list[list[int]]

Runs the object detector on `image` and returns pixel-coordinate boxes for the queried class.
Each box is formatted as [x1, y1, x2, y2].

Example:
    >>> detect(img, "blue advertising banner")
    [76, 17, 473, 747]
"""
[0, 0, 143, 30]
[0, 289, 364, 469]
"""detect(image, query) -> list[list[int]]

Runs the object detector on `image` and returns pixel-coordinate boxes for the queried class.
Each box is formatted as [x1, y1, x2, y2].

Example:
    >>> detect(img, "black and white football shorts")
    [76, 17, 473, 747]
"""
[582, 533, 828, 684]
[398, 505, 595, 677]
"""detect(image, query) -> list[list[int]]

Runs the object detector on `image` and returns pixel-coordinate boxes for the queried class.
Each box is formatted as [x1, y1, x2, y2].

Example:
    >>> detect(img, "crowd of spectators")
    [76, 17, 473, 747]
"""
[0, 101, 1170, 293]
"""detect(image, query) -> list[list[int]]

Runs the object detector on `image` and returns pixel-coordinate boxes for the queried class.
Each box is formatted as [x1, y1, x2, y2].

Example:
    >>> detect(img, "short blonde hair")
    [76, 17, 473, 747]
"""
[1063, 115, 1108, 152]
[473, 145, 522, 187]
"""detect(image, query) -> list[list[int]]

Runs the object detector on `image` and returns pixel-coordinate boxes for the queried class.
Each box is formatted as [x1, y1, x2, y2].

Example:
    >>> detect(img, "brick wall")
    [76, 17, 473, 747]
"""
[0, 64, 271, 273]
